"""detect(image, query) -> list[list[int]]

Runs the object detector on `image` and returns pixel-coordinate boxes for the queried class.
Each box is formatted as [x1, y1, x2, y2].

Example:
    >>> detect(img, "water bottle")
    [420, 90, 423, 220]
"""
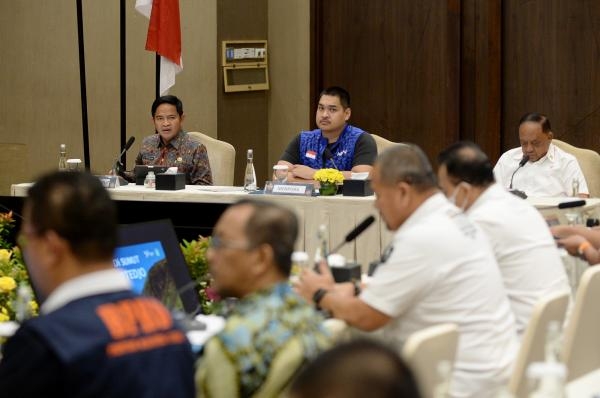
[144, 171, 156, 188]
[572, 178, 580, 197]
[58, 144, 67, 171]
[244, 149, 257, 191]
[314, 224, 329, 267]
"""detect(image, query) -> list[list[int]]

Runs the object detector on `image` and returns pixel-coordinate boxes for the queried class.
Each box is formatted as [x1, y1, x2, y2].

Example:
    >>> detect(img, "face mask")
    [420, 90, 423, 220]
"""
[448, 182, 471, 211]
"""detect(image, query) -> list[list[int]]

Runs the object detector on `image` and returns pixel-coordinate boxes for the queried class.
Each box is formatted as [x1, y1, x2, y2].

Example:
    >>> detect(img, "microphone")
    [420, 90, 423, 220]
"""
[113, 136, 135, 183]
[323, 148, 339, 170]
[509, 155, 529, 189]
[557, 200, 586, 209]
[330, 215, 376, 254]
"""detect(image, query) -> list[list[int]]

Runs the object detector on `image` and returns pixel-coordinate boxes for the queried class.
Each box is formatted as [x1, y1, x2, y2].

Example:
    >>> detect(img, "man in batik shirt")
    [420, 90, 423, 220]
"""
[195, 199, 331, 397]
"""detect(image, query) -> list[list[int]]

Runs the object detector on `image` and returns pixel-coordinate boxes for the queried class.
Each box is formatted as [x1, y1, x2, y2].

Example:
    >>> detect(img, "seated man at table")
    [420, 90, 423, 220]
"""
[438, 141, 570, 336]
[195, 199, 331, 397]
[277, 86, 377, 182]
[120, 95, 213, 185]
[0, 171, 195, 397]
[493, 112, 588, 197]
[295, 144, 518, 398]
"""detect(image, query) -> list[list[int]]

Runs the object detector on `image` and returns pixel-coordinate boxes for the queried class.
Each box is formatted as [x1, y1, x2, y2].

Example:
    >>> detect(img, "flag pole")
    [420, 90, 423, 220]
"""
[120, 0, 127, 164]
[76, 0, 90, 170]
[155, 53, 160, 99]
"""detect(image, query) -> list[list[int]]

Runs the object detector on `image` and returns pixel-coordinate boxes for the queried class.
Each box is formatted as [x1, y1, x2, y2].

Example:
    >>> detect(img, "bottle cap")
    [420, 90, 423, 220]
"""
[327, 253, 346, 268]
[60, 144, 66, 152]
[291, 251, 309, 264]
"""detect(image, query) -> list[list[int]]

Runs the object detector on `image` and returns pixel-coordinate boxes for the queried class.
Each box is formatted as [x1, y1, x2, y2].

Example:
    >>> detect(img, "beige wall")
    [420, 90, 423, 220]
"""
[267, 0, 311, 167]
[0, 0, 308, 193]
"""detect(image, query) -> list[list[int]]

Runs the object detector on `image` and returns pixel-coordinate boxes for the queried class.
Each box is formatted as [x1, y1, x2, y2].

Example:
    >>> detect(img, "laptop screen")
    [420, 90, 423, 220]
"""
[115, 219, 200, 314]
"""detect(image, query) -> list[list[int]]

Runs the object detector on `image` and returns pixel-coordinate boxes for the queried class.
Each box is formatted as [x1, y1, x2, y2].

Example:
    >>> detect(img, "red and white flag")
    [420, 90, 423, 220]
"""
[135, 0, 183, 95]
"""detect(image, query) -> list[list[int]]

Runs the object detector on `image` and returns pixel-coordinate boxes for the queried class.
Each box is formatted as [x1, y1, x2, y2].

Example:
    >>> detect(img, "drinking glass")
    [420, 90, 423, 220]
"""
[273, 165, 288, 184]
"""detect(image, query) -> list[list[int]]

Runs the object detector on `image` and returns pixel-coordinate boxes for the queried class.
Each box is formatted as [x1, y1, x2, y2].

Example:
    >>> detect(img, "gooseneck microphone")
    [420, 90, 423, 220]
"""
[323, 148, 339, 170]
[113, 136, 135, 172]
[509, 155, 529, 189]
[330, 215, 376, 254]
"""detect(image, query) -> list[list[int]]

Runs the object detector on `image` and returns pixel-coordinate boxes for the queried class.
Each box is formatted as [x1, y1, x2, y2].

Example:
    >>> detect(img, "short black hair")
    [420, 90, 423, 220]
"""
[151, 95, 184, 117]
[376, 144, 437, 192]
[519, 112, 551, 133]
[230, 199, 298, 276]
[290, 338, 422, 398]
[437, 141, 495, 187]
[26, 171, 118, 262]
[319, 86, 351, 108]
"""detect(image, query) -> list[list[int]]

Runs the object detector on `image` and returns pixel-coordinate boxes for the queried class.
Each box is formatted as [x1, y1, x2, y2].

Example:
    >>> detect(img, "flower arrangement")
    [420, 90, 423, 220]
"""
[0, 212, 38, 322]
[314, 168, 344, 185]
[180, 236, 219, 314]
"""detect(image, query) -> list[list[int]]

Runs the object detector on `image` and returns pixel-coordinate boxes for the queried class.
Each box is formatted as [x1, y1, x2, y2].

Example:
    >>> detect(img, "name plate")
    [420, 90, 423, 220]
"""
[96, 175, 119, 189]
[269, 183, 314, 196]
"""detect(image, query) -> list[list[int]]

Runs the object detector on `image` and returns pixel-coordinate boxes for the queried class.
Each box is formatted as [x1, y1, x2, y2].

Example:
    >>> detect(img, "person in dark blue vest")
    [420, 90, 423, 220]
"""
[278, 86, 377, 182]
[0, 171, 195, 398]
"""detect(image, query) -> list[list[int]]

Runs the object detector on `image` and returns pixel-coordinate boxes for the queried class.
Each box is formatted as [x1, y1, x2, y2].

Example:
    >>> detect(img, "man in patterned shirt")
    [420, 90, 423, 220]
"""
[122, 95, 212, 185]
[195, 199, 331, 397]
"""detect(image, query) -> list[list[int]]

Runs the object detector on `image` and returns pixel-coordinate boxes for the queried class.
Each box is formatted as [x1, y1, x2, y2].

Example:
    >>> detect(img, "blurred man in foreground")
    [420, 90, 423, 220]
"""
[195, 199, 330, 397]
[295, 144, 518, 398]
[0, 171, 195, 397]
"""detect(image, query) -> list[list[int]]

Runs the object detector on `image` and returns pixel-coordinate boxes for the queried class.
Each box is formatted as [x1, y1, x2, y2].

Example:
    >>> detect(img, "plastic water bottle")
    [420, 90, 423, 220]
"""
[58, 144, 67, 171]
[144, 171, 156, 188]
[244, 149, 257, 191]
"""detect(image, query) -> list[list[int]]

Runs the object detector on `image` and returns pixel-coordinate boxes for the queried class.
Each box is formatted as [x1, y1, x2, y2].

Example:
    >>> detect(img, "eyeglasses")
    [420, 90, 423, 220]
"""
[209, 236, 253, 251]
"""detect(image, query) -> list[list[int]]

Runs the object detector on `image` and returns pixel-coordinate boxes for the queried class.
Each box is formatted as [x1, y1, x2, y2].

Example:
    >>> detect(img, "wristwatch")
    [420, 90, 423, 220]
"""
[312, 288, 328, 310]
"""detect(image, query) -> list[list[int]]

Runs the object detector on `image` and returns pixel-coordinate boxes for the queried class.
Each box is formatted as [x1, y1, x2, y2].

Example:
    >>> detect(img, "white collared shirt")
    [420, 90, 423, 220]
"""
[493, 143, 588, 197]
[41, 269, 131, 315]
[361, 193, 518, 398]
[467, 183, 571, 336]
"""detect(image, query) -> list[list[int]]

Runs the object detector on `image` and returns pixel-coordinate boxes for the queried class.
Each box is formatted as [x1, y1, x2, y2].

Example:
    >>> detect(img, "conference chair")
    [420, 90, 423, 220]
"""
[187, 131, 236, 186]
[507, 291, 571, 398]
[553, 139, 600, 197]
[371, 133, 400, 154]
[561, 265, 600, 382]
[402, 323, 459, 398]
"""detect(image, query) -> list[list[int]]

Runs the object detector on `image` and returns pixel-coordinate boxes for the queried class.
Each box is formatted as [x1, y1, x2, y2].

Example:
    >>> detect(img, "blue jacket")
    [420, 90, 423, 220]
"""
[298, 125, 365, 170]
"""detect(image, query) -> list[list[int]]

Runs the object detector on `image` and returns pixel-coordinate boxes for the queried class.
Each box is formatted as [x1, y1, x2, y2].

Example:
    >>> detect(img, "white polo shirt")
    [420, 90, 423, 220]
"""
[493, 143, 588, 197]
[361, 193, 518, 398]
[467, 183, 571, 336]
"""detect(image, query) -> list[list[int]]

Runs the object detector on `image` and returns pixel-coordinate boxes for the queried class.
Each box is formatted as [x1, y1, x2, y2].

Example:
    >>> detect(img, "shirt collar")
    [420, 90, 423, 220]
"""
[41, 269, 131, 315]
[157, 130, 184, 150]
[397, 192, 451, 233]
[511, 142, 557, 164]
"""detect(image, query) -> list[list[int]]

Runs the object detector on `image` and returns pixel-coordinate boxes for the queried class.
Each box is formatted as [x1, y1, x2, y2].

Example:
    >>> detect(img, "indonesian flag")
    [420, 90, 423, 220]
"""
[135, 0, 183, 95]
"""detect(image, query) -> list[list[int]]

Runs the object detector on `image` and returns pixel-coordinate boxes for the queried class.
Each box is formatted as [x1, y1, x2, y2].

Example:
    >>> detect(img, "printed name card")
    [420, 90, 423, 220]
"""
[270, 183, 314, 196]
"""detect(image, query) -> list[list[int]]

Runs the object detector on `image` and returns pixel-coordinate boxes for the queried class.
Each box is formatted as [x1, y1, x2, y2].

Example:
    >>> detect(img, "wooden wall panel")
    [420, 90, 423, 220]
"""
[217, 0, 268, 186]
[502, 0, 600, 155]
[312, 0, 461, 162]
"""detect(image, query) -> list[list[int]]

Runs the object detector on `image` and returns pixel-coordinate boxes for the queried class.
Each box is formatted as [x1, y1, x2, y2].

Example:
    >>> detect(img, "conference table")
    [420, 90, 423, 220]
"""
[10, 183, 600, 280]
[10, 183, 393, 270]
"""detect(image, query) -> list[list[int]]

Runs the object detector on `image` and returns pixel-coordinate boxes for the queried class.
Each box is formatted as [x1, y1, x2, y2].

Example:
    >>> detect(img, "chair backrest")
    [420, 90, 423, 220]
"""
[508, 291, 571, 398]
[561, 266, 600, 381]
[402, 323, 459, 398]
[187, 131, 236, 186]
[370, 133, 400, 154]
[552, 139, 600, 197]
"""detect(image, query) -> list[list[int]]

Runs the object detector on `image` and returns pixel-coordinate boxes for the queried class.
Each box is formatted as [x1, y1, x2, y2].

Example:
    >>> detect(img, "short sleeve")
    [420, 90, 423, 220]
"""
[279, 135, 302, 164]
[352, 133, 377, 166]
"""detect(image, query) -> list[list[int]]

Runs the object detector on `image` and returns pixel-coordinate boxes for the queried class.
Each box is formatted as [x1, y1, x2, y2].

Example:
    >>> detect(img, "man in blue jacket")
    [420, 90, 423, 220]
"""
[278, 86, 377, 182]
[0, 171, 195, 398]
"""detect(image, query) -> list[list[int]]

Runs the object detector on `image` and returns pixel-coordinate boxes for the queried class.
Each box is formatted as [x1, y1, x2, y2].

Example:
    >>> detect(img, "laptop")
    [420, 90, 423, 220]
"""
[133, 165, 169, 185]
[113, 219, 201, 314]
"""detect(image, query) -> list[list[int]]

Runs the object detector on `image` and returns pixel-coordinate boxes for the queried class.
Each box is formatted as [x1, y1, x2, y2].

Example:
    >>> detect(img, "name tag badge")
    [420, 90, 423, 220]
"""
[271, 183, 314, 196]
[305, 150, 317, 160]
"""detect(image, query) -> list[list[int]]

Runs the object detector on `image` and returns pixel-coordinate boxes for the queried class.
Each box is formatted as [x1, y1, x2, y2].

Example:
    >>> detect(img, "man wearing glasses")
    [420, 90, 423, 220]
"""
[195, 199, 330, 397]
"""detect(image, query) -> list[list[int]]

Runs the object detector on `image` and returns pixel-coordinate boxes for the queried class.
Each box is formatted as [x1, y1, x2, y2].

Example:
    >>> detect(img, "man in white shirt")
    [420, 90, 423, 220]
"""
[295, 144, 518, 398]
[438, 141, 571, 336]
[493, 112, 588, 197]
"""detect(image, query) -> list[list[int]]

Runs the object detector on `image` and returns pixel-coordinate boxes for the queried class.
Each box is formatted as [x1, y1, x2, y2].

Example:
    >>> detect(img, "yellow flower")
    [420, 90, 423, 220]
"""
[29, 300, 38, 313]
[0, 249, 11, 262]
[314, 168, 344, 184]
[0, 276, 17, 292]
